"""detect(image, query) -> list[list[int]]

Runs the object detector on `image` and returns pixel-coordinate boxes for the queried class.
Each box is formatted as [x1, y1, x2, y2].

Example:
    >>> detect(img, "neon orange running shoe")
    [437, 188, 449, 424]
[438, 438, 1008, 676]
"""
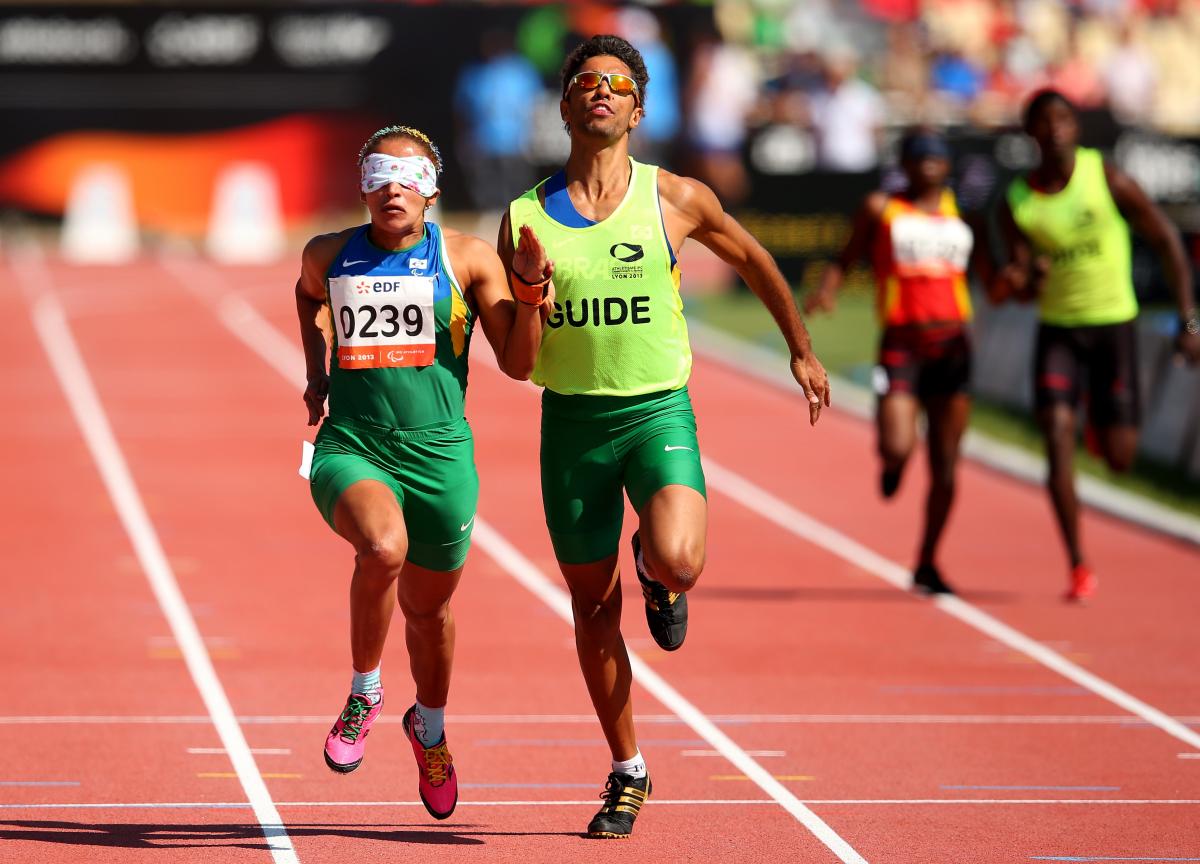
[403, 705, 458, 820]
[1066, 564, 1097, 601]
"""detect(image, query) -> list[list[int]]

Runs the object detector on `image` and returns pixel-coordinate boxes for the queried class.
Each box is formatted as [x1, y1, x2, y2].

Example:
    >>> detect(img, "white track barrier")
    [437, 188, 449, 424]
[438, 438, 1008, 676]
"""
[60, 163, 139, 264]
[206, 162, 284, 264]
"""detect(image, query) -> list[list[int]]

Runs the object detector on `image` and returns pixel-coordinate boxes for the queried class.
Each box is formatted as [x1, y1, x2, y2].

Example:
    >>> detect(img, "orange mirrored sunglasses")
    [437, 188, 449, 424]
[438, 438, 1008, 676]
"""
[567, 71, 640, 99]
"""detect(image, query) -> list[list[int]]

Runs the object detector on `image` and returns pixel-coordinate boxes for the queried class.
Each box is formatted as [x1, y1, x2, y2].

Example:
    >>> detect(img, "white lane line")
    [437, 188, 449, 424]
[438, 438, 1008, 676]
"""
[701, 458, 1200, 754]
[174, 255, 870, 863]
[473, 520, 868, 864]
[20, 261, 298, 864]
[7, 714, 1200, 726]
[1, 799, 1197, 810]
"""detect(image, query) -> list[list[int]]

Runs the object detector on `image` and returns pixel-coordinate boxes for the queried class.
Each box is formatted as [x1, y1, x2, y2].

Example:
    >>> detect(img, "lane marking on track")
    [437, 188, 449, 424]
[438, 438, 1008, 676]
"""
[1179, 754, 1200, 759]
[943, 786, 1120, 792]
[1, 799, 1198, 810]
[188, 748, 292, 755]
[19, 256, 299, 864]
[0, 782, 80, 787]
[8, 713, 1199, 726]
[701, 458, 1200, 754]
[473, 518, 869, 864]
[684, 749, 786, 757]
[711, 774, 814, 781]
[177, 255, 873, 864]
[199, 773, 302, 780]
[472, 737, 705, 746]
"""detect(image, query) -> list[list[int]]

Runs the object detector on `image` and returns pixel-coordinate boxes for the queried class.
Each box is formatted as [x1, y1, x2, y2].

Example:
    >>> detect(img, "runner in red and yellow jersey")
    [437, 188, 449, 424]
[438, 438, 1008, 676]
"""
[807, 129, 987, 595]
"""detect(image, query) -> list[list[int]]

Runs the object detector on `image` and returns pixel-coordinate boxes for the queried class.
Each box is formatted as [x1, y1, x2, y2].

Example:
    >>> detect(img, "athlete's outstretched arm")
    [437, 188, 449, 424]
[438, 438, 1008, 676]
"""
[1105, 162, 1200, 362]
[295, 233, 343, 426]
[990, 198, 1045, 304]
[804, 192, 886, 315]
[660, 171, 829, 425]
[452, 224, 546, 381]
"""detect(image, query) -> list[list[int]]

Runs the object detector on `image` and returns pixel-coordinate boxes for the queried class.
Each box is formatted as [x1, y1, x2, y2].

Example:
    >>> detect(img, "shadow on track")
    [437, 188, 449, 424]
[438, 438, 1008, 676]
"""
[697, 584, 1022, 605]
[0, 820, 581, 850]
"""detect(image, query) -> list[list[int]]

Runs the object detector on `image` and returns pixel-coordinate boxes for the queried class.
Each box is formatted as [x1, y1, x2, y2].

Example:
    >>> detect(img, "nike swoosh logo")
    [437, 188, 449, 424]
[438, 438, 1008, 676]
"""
[664, 445, 694, 452]
[460, 515, 475, 532]
[342, 259, 369, 267]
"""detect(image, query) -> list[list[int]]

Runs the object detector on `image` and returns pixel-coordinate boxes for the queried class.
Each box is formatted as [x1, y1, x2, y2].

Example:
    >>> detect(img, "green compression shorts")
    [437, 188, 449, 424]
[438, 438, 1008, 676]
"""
[540, 386, 707, 565]
[309, 415, 478, 572]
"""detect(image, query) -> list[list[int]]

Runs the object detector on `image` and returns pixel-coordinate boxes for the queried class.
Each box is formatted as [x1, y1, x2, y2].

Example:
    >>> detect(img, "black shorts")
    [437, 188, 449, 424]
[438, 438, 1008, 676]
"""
[1033, 320, 1140, 427]
[876, 324, 972, 401]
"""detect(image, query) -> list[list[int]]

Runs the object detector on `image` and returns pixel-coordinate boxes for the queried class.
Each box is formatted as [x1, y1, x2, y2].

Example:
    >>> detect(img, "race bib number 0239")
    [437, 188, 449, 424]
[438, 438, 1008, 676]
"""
[328, 275, 436, 369]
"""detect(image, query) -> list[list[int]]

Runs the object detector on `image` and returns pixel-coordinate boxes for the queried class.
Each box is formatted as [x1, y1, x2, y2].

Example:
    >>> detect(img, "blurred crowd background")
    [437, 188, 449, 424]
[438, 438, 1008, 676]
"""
[2, 1, 1199, 483]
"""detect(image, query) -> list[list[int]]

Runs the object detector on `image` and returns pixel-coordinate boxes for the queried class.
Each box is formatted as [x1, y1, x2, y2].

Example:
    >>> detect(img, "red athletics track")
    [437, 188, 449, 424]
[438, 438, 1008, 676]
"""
[2, 249, 1198, 864]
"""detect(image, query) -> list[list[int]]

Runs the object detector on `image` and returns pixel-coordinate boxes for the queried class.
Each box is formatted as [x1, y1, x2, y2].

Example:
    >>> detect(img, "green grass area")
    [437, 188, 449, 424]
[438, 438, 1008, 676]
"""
[685, 288, 1200, 519]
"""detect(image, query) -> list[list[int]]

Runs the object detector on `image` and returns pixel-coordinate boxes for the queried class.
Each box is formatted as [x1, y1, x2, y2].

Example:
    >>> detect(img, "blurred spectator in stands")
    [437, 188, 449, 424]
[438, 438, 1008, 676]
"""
[808, 45, 885, 172]
[685, 28, 758, 204]
[1045, 24, 1106, 109]
[453, 29, 543, 212]
[930, 48, 987, 105]
[1103, 18, 1156, 126]
[878, 23, 929, 121]
[616, 7, 681, 169]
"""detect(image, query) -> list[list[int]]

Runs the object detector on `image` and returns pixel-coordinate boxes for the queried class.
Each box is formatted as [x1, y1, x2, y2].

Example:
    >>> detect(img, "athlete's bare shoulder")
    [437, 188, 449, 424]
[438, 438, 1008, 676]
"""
[444, 228, 504, 289]
[297, 228, 356, 300]
[444, 229, 499, 265]
[656, 168, 724, 237]
[302, 228, 357, 272]
[656, 168, 714, 211]
[862, 190, 889, 220]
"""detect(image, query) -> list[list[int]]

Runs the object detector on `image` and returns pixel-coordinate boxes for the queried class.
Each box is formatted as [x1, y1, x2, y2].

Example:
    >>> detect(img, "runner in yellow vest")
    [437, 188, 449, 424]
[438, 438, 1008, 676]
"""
[993, 89, 1200, 600]
[498, 35, 830, 839]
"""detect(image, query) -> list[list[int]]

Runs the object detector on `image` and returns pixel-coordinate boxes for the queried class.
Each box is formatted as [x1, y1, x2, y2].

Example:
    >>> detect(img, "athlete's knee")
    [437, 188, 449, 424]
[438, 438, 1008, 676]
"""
[400, 598, 451, 632]
[354, 534, 407, 581]
[644, 543, 705, 594]
[878, 438, 913, 470]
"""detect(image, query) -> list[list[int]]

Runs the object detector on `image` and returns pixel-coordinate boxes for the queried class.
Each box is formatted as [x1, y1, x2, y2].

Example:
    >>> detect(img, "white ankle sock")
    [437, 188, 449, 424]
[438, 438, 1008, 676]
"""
[351, 666, 381, 702]
[612, 750, 647, 779]
[414, 700, 445, 746]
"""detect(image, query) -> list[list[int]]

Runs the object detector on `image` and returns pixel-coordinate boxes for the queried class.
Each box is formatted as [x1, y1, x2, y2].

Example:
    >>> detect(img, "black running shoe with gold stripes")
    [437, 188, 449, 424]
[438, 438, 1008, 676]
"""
[586, 772, 652, 839]
[632, 532, 688, 651]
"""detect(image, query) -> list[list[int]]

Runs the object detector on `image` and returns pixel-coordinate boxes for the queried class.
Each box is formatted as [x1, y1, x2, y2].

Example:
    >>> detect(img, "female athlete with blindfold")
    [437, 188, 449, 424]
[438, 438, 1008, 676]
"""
[294, 125, 551, 820]
[806, 128, 990, 596]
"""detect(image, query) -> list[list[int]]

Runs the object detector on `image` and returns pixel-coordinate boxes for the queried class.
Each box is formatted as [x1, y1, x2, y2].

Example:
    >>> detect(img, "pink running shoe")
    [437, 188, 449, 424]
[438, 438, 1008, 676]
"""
[323, 689, 383, 773]
[403, 705, 458, 820]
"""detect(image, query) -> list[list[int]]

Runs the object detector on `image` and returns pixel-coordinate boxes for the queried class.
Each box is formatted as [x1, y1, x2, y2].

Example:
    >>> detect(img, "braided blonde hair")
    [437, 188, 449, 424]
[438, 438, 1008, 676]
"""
[357, 125, 443, 173]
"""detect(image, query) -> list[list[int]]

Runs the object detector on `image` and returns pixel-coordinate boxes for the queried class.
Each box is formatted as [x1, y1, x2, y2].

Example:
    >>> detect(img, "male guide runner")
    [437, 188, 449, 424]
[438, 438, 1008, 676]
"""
[993, 89, 1200, 599]
[295, 126, 550, 820]
[499, 35, 830, 839]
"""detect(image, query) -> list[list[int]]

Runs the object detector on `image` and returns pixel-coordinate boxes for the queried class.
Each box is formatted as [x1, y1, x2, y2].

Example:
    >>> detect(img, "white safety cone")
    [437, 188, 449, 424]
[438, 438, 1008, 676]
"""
[60, 163, 139, 264]
[206, 162, 285, 264]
